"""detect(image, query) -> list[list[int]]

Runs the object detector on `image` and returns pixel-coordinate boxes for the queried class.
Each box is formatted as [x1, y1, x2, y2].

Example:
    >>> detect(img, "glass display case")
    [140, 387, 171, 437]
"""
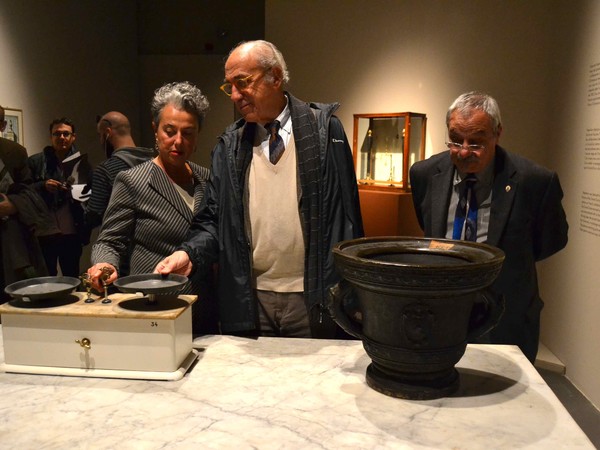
[353, 112, 426, 190]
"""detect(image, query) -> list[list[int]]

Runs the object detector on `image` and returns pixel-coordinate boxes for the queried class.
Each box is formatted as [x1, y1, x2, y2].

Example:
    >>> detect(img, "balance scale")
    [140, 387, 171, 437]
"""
[0, 289, 199, 381]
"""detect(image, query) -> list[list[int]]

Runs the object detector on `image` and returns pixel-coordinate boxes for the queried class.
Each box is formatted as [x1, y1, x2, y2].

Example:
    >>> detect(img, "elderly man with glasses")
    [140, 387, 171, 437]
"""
[409, 91, 568, 363]
[158, 40, 363, 339]
[28, 117, 93, 277]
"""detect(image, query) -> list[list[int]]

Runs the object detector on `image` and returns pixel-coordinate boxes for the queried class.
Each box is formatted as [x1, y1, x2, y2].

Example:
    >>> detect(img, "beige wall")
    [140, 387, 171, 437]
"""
[538, 0, 600, 408]
[267, 0, 559, 164]
[0, 1, 141, 167]
[267, 0, 599, 408]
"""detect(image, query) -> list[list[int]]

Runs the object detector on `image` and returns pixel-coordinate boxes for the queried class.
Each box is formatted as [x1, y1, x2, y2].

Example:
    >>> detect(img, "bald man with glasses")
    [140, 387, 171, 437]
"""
[158, 40, 363, 339]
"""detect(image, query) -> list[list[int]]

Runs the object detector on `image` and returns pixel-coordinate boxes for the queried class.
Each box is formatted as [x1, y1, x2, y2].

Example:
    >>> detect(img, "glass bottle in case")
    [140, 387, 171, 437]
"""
[353, 112, 426, 190]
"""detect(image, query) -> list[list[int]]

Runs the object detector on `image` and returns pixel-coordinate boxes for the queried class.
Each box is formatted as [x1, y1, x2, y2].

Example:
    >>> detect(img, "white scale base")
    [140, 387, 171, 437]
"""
[0, 293, 199, 381]
[0, 349, 199, 381]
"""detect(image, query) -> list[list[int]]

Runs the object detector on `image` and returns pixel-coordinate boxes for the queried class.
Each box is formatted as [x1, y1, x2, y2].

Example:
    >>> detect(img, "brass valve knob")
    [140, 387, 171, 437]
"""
[75, 338, 91, 349]
[100, 266, 114, 284]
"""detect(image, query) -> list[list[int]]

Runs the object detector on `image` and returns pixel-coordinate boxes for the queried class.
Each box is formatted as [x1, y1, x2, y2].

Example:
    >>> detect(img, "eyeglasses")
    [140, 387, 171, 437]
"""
[220, 71, 266, 96]
[446, 141, 485, 152]
[52, 131, 73, 138]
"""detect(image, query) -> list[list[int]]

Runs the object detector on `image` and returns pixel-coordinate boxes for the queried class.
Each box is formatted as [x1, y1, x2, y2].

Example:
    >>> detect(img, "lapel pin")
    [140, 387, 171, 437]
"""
[505, 185, 511, 192]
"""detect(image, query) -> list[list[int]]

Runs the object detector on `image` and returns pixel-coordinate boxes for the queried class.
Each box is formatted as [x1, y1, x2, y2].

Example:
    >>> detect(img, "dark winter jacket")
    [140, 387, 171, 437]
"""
[181, 93, 364, 336]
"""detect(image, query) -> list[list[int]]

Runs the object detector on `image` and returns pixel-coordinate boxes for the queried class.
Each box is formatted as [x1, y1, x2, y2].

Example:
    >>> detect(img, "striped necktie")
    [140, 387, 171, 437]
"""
[452, 174, 478, 241]
[266, 120, 285, 164]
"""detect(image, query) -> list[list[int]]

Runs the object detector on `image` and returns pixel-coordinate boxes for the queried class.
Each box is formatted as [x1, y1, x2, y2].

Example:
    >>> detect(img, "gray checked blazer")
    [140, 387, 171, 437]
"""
[91, 159, 210, 295]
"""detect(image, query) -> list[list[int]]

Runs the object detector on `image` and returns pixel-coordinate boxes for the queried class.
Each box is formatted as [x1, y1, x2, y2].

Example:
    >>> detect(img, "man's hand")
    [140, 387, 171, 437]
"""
[45, 178, 69, 193]
[155, 251, 193, 276]
[0, 194, 17, 217]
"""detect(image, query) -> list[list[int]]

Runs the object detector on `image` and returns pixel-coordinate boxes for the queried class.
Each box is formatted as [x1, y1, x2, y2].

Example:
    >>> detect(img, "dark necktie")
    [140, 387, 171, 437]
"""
[266, 120, 285, 164]
[452, 174, 478, 241]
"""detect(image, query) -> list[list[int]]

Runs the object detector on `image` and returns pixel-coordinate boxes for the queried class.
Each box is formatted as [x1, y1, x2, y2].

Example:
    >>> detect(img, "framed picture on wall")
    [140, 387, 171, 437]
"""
[1, 107, 24, 146]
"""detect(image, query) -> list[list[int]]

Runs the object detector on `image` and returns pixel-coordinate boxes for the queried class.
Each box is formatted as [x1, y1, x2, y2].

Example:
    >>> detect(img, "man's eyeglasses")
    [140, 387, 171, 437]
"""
[446, 141, 485, 152]
[220, 71, 266, 96]
[52, 131, 73, 138]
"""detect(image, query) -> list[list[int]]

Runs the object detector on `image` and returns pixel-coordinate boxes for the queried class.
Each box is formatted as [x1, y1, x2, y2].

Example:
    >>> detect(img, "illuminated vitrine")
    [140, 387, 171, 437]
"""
[353, 112, 426, 190]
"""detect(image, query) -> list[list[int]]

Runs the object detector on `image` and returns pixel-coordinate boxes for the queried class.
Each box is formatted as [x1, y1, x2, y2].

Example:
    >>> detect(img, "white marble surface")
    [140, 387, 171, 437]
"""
[0, 332, 593, 449]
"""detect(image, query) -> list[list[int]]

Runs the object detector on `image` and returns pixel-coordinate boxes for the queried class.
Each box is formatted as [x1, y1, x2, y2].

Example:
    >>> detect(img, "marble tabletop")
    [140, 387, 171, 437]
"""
[0, 332, 593, 449]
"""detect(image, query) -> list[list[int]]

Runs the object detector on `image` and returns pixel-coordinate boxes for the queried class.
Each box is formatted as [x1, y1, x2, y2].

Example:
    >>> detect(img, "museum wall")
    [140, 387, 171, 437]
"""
[135, 0, 265, 167]
[266, 0, 599, 408]
[0, 1, 140, 167]
[536, 0, 600, 409]
[267, 0, 563, 164]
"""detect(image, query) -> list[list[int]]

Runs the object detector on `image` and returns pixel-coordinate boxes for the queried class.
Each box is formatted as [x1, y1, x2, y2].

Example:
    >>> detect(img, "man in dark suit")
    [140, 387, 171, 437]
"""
[1, 105, 56, 302]
[409, 91, 568, 363]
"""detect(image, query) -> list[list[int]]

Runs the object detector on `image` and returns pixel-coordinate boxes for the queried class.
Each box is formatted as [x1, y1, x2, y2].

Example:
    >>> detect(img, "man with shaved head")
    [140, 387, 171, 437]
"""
[86, 111, 155, 230]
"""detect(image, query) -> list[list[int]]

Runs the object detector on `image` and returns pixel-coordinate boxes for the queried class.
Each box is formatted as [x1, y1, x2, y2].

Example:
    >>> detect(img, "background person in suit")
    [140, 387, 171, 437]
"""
[1, 104, 56, 302]
[86, 82, 217, 334]
[28, 117, 93, 277]
[409, 91, 568, 363]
